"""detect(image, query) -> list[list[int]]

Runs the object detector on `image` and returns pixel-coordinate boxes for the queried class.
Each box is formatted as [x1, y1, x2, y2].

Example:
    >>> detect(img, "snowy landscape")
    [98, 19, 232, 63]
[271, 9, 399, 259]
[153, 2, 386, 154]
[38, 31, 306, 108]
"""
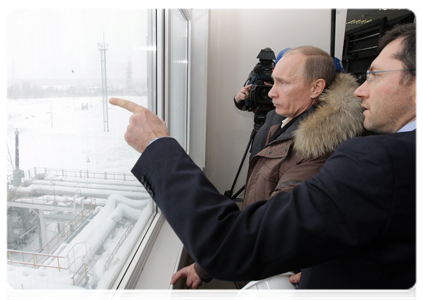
[7, 95, 145, 173]
[7, 95, 155, 289]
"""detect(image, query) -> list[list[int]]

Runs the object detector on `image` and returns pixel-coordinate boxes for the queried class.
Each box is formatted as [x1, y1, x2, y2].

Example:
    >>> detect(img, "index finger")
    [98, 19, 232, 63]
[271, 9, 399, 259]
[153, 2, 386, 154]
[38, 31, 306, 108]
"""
[109, 97, 142, 113]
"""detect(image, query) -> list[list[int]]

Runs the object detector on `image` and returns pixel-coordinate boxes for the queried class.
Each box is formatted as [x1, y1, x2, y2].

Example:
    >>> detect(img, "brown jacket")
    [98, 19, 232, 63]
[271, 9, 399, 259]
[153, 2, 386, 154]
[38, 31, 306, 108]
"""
[243, 72, 364, 208]
[195, 72, 364, 286]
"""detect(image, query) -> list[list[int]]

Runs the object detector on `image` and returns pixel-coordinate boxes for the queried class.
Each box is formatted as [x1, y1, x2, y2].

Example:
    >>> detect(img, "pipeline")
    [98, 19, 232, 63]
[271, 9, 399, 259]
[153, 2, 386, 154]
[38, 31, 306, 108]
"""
[11, 184, 149, 200]
[32, 179, 145, 193]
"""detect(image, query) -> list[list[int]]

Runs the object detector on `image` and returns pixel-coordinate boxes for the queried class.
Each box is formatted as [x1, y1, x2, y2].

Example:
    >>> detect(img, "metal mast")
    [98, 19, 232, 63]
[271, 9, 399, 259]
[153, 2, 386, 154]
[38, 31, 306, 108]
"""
[98, 33, 109, 132]
[4, 137, 15, 182]
[12, 129, 24, 187]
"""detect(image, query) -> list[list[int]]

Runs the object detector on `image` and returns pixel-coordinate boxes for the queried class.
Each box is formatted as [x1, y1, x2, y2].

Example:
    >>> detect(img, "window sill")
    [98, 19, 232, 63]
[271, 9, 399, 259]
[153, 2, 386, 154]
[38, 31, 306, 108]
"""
[116, 212, 184, 289]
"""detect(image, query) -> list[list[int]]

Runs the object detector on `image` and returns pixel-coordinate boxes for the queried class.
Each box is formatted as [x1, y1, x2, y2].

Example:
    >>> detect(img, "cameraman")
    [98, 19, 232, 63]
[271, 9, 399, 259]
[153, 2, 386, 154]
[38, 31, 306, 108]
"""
[171, 46, 365, 289]
[234, 47, 290, 112]
[234, 53, 346, 160]
[234, 83, 285, 159]
[233, 48, 290, 159]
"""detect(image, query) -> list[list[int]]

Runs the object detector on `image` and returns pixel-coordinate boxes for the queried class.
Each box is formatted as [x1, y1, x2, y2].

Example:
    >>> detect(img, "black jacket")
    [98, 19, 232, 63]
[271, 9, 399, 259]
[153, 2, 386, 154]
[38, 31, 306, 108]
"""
[132, 131, 416, 289]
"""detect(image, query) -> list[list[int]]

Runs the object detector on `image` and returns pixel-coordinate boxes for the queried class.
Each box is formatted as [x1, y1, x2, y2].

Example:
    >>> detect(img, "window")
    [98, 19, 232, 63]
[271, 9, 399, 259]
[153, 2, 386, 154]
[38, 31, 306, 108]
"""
[167, 9, 190, 150]
[7, 9, 158, 289]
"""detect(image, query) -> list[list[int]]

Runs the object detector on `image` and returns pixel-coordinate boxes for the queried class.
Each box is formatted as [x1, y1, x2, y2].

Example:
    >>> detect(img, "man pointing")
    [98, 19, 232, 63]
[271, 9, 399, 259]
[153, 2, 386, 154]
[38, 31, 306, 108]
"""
[109, 98, 169, 153]
[109, 23, 415, 289]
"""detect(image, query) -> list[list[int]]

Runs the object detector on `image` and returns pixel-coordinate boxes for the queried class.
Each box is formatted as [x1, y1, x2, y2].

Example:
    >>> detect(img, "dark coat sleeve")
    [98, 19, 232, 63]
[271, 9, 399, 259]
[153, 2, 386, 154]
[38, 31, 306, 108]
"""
[131, 136, 397, 282]
[234, 98, 246, 110]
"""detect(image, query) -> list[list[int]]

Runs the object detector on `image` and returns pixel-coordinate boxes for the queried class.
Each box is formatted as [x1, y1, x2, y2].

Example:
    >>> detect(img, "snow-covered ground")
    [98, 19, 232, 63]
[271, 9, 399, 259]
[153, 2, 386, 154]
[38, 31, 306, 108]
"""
[7, 95, 144, 173]
[7, 95, 155, 289]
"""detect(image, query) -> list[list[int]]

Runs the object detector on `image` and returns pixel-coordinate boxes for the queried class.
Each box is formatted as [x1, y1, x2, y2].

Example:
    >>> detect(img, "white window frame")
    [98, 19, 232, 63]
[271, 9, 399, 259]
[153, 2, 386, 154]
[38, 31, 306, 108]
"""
[111, 9, 165, 289]
[163, 9, 191, 152]
[6, 8, 208, 294]
[113, 9, 194, 289]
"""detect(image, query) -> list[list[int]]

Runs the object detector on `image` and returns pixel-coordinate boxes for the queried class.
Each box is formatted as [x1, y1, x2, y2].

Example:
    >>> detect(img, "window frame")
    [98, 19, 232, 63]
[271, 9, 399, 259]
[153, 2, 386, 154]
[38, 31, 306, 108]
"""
[6, 8, 162, 291]
[113, 9, 193, 289]
[112, 9, 165, 289]
[6, 8, 199, 292]
[164, 9, 192, 152]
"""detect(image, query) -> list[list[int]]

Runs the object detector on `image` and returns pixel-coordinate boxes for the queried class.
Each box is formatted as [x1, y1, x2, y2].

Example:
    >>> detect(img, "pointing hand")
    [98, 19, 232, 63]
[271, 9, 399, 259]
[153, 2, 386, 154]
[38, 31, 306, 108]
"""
[109, 98, 169, 153]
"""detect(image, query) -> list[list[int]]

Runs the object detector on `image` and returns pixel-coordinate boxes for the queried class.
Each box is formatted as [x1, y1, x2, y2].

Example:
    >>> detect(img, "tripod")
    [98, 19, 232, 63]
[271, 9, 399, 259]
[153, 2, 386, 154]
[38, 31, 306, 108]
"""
[224, 111, 267, 200]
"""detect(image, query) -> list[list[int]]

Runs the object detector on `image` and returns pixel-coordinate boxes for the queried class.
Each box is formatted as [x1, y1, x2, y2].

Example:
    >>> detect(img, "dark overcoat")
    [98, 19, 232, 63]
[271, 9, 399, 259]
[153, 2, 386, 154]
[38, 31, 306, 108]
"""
[132, 130, 416, 289]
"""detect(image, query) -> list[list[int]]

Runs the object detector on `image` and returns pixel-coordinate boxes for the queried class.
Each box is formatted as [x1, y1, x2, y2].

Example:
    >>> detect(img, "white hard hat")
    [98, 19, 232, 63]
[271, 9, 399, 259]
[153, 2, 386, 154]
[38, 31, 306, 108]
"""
[234, 272, 296, 300]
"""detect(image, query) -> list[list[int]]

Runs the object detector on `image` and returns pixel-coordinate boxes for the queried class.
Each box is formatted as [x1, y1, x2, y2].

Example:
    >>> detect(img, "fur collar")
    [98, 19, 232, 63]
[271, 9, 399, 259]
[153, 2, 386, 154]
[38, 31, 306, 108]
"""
[293, 73, 364, 159]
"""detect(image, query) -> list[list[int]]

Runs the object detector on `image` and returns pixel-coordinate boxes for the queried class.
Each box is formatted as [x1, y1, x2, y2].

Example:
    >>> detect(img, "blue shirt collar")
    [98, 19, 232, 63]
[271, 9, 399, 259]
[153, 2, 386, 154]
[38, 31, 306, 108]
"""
[397, 120, 416, 133]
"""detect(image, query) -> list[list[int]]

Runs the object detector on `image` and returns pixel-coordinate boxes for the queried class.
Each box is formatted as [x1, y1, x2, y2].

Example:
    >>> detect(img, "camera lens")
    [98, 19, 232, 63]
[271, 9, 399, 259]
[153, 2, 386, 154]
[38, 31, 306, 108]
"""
[255, 86, 272, 104]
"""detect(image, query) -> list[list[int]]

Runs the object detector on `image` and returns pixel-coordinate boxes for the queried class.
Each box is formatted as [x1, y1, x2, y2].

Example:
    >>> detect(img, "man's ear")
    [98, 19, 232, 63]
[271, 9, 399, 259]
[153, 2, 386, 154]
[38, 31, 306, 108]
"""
[310, 79, 326, 98]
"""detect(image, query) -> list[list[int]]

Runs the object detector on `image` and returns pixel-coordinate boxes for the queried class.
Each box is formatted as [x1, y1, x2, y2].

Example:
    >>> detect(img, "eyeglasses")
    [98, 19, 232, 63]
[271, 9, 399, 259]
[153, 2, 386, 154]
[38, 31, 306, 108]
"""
[366, 69, 416, 83]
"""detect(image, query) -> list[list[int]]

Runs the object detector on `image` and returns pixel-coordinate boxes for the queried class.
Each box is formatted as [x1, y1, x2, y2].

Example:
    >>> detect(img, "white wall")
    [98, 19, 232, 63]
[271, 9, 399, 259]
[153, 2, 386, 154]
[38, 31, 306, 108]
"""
[204, 9, 347, 194]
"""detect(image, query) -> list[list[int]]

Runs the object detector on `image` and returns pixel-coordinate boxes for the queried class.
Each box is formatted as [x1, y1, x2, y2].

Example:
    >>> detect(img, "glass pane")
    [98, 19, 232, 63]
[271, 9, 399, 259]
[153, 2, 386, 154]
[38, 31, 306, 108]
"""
[169, 9, 189, 149]
[7, 9, 156, 289]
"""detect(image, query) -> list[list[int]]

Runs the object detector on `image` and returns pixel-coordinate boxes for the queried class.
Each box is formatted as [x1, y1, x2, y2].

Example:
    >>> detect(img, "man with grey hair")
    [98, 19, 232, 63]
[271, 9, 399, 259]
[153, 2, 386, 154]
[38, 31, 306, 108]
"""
[171, 46, 364, 288]
[109, 22, 415, 289]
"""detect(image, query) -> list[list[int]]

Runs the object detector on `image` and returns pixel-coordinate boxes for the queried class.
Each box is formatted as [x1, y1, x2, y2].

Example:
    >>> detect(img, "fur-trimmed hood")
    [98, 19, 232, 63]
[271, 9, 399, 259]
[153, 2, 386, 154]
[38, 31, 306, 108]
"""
[293, 72, 364, 159]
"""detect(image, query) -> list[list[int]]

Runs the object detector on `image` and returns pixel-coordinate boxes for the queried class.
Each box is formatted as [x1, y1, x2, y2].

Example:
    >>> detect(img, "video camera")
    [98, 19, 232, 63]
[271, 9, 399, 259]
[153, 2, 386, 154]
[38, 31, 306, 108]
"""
[224, 48, 276, 200]
[244, 47, 276, 113]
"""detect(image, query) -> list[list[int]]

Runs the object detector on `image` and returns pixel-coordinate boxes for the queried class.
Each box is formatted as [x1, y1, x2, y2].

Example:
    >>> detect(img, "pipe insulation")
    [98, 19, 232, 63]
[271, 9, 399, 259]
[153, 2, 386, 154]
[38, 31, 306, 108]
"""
[32, 179, 145, 192]
[44, 175, 143, 187]
[53, 194, 148, 270]
[12, 184, 149, 200]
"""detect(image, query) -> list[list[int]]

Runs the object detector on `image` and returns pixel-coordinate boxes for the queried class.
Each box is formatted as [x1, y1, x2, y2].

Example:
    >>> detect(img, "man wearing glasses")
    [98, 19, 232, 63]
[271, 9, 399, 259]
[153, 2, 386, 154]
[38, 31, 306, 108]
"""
[110, 22, 415, 289]
[355, 29, 415, 134]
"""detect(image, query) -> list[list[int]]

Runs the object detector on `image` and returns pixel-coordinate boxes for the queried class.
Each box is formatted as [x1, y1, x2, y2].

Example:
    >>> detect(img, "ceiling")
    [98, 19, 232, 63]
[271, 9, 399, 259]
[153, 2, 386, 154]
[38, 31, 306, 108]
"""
[345, 9, 414, 31]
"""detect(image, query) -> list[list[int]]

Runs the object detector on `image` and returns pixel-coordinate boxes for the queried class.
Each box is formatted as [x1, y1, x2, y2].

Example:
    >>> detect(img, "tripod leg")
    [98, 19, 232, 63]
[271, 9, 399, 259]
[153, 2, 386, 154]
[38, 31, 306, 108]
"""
[224, 128, 257, 198]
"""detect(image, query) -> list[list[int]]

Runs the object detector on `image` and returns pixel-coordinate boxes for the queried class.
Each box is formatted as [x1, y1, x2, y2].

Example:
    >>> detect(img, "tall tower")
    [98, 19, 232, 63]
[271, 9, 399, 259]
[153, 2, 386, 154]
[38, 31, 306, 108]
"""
[98, 35, 109, 132]
[12, 129, 24, 187]
[4, 137, 15, 183]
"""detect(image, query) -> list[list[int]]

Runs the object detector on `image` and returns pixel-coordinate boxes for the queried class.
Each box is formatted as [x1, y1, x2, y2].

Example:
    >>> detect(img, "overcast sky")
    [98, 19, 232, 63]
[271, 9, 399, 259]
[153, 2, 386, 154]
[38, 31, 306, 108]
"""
[7, 9, 149, 85]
